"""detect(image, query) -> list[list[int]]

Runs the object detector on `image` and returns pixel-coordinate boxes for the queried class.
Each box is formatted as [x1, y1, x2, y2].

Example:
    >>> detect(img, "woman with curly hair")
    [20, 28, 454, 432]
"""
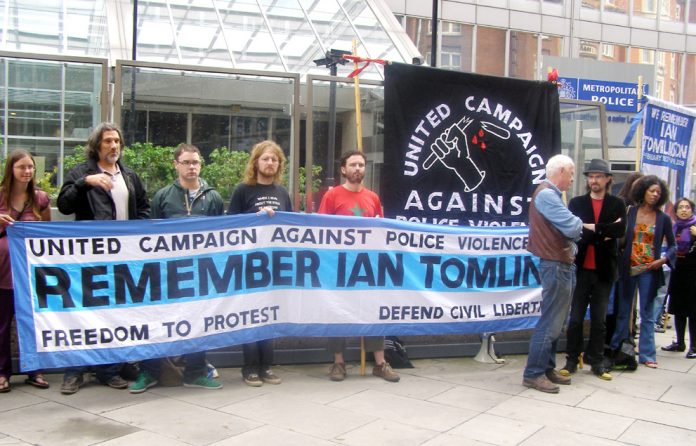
[609, 175, 676, 369]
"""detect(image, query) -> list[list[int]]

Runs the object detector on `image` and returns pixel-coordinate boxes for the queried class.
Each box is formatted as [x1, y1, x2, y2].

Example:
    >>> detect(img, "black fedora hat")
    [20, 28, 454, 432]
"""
[583, 159, 611, 175]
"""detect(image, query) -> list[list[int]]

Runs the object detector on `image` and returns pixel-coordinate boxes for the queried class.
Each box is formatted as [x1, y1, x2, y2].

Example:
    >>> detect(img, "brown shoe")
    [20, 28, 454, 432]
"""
[105, 375, 129, 390]
[545, 368, 571, 385]
[329, 362, 346, 381]
[372, 362, 400, 382]
[523, 375, 560, 394]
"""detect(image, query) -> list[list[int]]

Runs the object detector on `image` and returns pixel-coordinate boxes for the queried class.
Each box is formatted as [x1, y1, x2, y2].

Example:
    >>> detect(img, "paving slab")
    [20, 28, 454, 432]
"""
[329, 388, 478, 432]
[519, 426, 629, 445]
[218, 392, 374, 439]
[208, 425, 336, 446]
[618, 419, 696, 445]
[579, 388, 696, 431]
[334, 419, 439, 446]
[103, 398, 261, 445]
[0, 401, 137, 446]
[2, 353, 696, 446]
[488, 395, 633, 439]
[446, 413, 542, 446]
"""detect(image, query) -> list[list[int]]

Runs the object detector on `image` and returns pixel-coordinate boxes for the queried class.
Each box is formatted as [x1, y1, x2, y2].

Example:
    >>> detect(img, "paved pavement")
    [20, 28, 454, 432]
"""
[1, 329, 696, 445]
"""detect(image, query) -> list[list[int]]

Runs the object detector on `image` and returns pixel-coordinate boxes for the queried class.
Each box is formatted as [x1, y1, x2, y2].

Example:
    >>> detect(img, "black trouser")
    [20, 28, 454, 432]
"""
[566, 269, 612, 368]
[242, 340, 274, 375]
[673, 315, 696, 349]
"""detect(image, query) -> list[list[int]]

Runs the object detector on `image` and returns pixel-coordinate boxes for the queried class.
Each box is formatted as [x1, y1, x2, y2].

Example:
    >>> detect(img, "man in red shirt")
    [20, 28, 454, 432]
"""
[318, 150, 399, 383]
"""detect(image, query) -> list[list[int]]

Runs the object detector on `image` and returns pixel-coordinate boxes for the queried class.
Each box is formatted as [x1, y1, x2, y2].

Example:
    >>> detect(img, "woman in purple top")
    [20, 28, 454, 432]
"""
[0, 149, 51, 392]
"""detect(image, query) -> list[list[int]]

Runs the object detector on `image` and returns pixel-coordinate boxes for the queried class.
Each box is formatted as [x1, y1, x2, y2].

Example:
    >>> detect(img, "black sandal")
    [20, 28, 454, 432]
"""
[25, 373, 50, 389]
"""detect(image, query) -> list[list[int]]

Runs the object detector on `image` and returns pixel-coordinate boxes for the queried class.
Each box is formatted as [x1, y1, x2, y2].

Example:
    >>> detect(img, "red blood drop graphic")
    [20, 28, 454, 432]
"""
[472, 135, 478, 145]
[481, 142, 486, 150]
[478, 129, 485, 137]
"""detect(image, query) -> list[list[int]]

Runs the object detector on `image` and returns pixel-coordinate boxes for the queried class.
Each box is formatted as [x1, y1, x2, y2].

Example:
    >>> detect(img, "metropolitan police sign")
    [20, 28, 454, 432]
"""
[558, 77, 649, 113]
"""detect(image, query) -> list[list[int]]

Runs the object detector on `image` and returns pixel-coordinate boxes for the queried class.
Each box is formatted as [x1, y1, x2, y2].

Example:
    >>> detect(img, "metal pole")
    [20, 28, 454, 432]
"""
[327, 65, 337, 186]
[431, 0, 438, 67]
[129, 0, 138, 143]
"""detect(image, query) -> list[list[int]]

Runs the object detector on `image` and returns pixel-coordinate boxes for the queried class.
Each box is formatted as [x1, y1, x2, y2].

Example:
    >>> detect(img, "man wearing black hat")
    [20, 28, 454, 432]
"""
[562, 159, 626, 380]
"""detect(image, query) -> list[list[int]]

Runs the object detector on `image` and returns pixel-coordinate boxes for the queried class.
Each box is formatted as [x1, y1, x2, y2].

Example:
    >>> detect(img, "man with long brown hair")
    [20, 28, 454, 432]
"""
[228, 140, 292, 386]
[57, 122, 149, 394]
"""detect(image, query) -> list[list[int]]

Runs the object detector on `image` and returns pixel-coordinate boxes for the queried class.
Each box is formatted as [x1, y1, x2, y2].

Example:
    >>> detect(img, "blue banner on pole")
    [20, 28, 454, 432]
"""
[641, 101, 696, 199]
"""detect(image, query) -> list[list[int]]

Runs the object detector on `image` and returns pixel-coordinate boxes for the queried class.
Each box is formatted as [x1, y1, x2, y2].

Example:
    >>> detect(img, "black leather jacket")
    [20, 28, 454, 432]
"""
[57, 158, 150, 220]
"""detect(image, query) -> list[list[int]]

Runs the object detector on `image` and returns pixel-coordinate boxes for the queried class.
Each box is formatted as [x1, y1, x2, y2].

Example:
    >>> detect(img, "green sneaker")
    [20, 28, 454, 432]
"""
[129, 372, 158, 394]
[183, 375, 222, 390]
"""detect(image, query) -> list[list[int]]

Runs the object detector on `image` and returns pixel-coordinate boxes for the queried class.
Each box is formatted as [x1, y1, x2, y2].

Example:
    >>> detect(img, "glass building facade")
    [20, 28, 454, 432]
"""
[1, 0, 695, 200]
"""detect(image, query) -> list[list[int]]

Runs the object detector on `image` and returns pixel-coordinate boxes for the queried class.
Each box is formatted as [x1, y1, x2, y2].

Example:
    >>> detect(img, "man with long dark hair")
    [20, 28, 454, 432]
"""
[57, 122, 150, 394]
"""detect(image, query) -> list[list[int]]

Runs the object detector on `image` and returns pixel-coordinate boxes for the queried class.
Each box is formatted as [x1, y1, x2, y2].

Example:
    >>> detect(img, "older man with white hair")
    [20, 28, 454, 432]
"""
[523, 154, 583, 394]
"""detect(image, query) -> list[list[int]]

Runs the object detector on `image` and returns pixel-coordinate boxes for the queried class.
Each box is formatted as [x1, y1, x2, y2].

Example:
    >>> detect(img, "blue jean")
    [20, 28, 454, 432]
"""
[610, 271, 659, 362]
[524, 260, 576, 379]
[653, 269, 670, 323]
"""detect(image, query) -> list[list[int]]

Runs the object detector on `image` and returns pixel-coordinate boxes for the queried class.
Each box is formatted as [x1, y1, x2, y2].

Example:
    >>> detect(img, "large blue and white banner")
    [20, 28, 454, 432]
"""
[641, 95, 696, 203]
[9, 213, 541, 371]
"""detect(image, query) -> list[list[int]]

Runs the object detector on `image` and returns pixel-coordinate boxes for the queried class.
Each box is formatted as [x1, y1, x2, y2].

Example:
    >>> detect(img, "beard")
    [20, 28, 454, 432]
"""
[589, 184, 605, 194]
[346, 171, 364, 184]
[103, 152, 120, 165]
[258, 167, 277, 181]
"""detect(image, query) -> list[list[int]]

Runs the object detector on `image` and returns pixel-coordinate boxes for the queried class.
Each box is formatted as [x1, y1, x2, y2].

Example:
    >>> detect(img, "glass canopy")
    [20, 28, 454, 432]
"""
[1, 0, 419, 79]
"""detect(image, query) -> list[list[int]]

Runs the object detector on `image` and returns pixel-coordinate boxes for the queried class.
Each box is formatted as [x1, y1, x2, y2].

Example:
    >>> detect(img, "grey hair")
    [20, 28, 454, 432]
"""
[545, 154, 574, 178]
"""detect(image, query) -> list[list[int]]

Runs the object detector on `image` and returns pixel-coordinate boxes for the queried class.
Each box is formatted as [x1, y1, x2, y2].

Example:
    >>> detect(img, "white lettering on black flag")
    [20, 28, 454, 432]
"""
[382, 63, 561, 227]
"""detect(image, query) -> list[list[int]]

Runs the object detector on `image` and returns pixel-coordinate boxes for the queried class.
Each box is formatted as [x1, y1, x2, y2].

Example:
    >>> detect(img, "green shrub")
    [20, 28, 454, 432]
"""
[200, 147, 249, 202]
[53, 144, 322, 208]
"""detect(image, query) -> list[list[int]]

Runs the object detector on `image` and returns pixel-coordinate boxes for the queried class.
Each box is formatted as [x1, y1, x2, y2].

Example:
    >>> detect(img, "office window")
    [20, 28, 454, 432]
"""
[600, 43, 628, 62]
[634, 0, 657, 17]
[602, 44, 615, 59]
[605, 1, 628, 14]
[476, 27, 506, 76]
[686, 54, 696, 104]
[579, 40, 599, 59]
[509, 31, 537, 80]
[405, 18, 472, 71]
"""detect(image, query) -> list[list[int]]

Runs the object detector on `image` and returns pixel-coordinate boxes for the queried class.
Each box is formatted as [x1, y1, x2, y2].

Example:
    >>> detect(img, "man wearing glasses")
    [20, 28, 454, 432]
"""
[562, 159, 626, 381]
[129, 143, 224, 393]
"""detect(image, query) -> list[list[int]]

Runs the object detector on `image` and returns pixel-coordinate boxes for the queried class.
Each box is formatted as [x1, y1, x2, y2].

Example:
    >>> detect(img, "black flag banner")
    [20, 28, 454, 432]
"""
[382, 63, 561, 227]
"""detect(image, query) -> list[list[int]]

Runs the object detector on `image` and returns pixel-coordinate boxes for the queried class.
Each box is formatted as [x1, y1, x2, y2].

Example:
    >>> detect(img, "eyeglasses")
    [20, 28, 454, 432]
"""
[177, 160, 201, 166]
[14, 165, 35, 171]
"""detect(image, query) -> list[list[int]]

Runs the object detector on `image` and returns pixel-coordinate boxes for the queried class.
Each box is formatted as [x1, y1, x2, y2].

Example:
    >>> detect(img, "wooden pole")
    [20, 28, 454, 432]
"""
[352, 40, 366, 376]
[353, 41, 363, 153]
